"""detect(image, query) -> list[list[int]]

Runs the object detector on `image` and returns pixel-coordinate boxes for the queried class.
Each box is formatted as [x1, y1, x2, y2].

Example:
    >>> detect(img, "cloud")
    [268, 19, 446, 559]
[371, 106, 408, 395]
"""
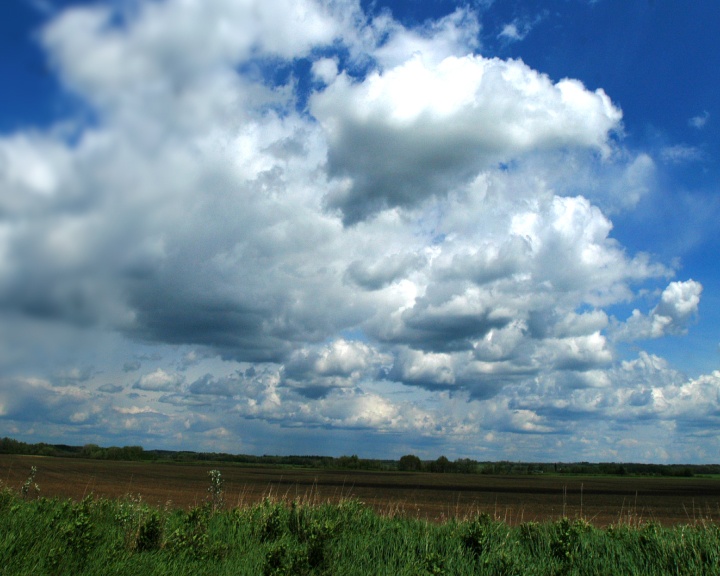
[0, 134, 72, 199]
[188, 373, 241, 397]
[660, 144, 704, 164]
[115, 405, 158, 415]
[122, 361, 141, 373]
[654, 280, 703, 329]
[54, 366, 94, 385]
[507, 351, 720, 441]
[281, 339, 390, 398]
[371, 7, 481, 69]
[0, 0, 710, 461]
[617, 280, 702, 340]
[241, 386, 428, 433]
[133, 369, 184, 392]
[0, 0, 635, 374]
[499, 22, 523, 41]
[0, 376, 97, 426]
[498, 13, 546, 43]
[40, 0, 357, 111]
[99, 383, 124, 393]
[179, 349, 213, 371]
[346, 252, 427, 290]
[313, 54, 621, 223]
[689, 111, 710, 129]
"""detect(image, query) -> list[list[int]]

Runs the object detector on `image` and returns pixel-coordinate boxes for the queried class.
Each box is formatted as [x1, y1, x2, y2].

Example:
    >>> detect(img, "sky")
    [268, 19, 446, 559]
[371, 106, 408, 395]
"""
[1, 0, 719, 463]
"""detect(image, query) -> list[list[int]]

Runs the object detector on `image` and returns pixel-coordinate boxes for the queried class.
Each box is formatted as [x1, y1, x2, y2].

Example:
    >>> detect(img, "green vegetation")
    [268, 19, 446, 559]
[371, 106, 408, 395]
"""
[2, 437, 719, 477]
[1, 468, 720, 575]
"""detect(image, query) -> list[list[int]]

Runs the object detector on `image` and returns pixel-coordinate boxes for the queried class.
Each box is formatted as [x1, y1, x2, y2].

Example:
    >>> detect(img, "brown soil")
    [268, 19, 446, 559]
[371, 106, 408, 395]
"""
[3, 455, 719, 526]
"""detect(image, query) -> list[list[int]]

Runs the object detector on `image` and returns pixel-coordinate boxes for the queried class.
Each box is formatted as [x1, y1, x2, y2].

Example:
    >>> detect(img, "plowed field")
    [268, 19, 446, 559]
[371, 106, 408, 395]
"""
[3, 455, 719, 526]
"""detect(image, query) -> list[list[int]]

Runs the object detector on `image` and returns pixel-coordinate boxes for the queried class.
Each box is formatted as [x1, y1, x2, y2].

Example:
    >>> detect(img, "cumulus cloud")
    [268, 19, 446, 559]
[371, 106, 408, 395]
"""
[281, 339, 390, 398]
[0, 134, 72, 200]
[313, 54, 621, 223]
[654, 280, 703, 330]
[371, 7, 481, 69]
[189, 372, 244, 397]
[0, 0, 709, 460]
[133, 369, 184, 392]
[41, 0, 357, 111]
[507, 351, 720, 445]
[346, 252, 427, 290]
[618, 280, 702, 340]
[0, 377, 97, 426]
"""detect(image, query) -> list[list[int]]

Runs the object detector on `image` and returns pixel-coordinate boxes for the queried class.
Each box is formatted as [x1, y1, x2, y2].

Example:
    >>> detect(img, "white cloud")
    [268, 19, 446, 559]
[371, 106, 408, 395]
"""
[499, 22, 523, 41]
[618, 280, 702, 341]
[133, 369, 184, 392]
[0, 0, 710, 461]
[689, 110, 710, 129]
[612, 152, 655, 209]
[281, 339, 391, 397]
[346, 252, 427, 290]
[311, 57, 340, 84]
[372, 8, 481, 69]
[312, 54, 621, 223]
[41, 0, 357, 110]
[0, 376, 97, 426]
[498, 13, 545, 43]
[543, 332, 613, 371]
[115, 405, 159, 415]
[653, 279, 703, 332]
[0, 134, 73, 199]
[660, 144, 704, 164]
[509, 410, 552, 433]
[506, 351, 720, 444]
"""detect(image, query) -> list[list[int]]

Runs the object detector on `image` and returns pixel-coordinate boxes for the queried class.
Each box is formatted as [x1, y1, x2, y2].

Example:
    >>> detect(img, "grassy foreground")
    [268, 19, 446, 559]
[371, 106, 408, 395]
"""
[1, 471, 719, 575]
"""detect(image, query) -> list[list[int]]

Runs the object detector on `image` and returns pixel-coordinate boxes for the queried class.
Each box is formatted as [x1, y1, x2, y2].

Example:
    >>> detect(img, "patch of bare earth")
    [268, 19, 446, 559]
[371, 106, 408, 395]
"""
[2, 455, 719, 526]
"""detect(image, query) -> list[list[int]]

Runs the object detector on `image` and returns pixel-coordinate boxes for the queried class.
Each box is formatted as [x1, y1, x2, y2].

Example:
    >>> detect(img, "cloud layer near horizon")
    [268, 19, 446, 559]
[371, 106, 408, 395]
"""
[0, 0, 715, 462]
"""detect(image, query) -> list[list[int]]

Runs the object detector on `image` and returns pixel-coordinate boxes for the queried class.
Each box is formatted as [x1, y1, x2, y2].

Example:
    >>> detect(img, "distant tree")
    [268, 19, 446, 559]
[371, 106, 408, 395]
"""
[398, 454, 422, 472]
[122, 445, 144, 460]
[337, 455, 360, 469]
[0, 437, 24, 454]
[106, 446, 122, 460]
[454, 458, 477, 474]
[430, 455, 452, 473]
[81, 444, 102, 459]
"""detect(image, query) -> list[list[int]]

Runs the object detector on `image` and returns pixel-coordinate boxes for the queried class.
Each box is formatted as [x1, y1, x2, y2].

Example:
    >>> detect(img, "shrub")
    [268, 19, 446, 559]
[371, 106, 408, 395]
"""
[47, 496, 97, 571]
[113, 493, 165, 552]
[461, 513, 495, 557]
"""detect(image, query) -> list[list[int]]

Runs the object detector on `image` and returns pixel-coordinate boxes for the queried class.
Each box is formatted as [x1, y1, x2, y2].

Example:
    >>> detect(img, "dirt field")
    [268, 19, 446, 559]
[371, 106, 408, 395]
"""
[3, 455, 719, 526]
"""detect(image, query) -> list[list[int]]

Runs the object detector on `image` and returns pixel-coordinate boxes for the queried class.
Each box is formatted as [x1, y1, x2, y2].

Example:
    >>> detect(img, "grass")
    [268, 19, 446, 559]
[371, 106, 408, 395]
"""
[1, 468, 720, 575]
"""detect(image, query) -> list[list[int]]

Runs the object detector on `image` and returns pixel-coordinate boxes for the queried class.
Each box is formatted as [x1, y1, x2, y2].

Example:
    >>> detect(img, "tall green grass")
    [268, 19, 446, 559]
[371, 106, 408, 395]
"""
[1, 469, 719, 575]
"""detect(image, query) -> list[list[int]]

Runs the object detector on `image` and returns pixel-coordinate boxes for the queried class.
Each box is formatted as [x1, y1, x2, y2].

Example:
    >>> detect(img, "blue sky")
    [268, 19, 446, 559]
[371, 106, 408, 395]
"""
[1, 0, 719, 463]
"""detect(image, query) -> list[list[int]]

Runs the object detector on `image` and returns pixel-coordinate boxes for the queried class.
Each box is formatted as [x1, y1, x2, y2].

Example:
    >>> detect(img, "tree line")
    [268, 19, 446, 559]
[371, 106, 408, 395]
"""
[2, 437, 718, 477]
